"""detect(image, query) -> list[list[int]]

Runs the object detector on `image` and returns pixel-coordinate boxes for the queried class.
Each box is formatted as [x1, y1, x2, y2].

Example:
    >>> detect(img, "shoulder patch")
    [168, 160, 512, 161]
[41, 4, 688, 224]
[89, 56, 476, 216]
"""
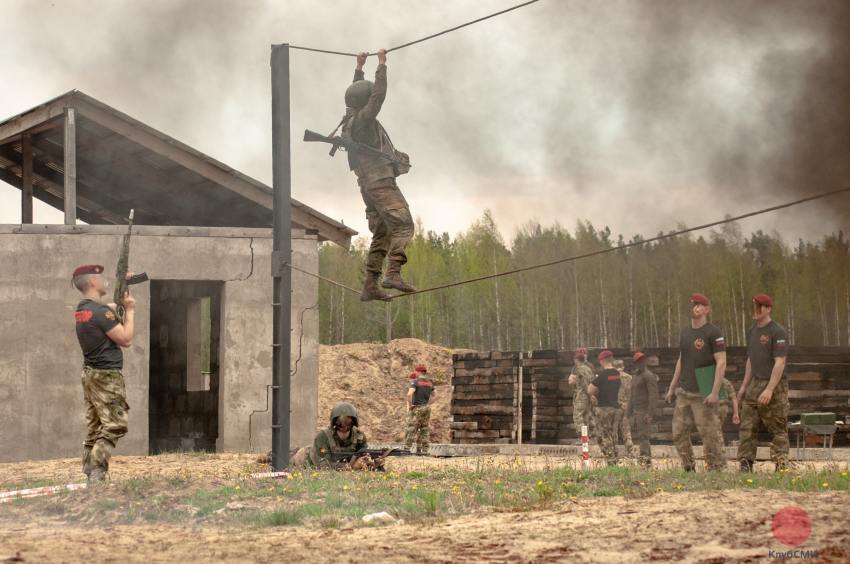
[104, 310, 116, 321]
[74, 310, 93, 323]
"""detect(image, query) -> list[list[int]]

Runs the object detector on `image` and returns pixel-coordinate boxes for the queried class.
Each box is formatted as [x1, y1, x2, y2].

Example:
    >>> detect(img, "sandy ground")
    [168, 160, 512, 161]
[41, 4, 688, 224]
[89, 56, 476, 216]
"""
[318, 339, 455, 444]
[1, 489, 847, 563]
[2, 454, 848, 563]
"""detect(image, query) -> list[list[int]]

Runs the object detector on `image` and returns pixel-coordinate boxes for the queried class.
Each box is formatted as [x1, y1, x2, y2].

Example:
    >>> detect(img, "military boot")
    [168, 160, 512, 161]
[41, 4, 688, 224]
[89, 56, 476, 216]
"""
[381, 269, 416, 293]
[360, 272, 391, 302]
[87, 467, 108, 485]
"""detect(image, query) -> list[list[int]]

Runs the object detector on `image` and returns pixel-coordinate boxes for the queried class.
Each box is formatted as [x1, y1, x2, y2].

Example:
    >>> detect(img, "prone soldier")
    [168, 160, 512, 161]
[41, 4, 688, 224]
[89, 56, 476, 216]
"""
[628, 351, 659, 468]
[404, 365, 436, 454]
[291, 403, 379, 470]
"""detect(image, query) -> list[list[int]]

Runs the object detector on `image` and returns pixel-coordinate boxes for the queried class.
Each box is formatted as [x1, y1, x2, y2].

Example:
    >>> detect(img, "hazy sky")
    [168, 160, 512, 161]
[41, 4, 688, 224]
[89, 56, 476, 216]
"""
[1, 0, 848, 245]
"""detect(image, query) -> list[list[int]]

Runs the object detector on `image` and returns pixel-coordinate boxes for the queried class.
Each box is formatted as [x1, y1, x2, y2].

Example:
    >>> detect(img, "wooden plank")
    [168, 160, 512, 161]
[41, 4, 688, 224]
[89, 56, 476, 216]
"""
[0, 97, 67, 145]
[20, 134, 33, 223]
[63, 108, 76, 225]
[453, 371, 516, 382]
[449, 421, 478, 431]
[451, 405, 515, 416]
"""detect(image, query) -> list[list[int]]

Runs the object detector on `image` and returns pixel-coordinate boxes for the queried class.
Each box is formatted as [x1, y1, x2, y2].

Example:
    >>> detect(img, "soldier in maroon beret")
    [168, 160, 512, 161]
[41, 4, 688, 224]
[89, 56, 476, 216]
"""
[665, 293, 727, 471]
[72, 264, 137, 484]
[737, 293, 789, 472]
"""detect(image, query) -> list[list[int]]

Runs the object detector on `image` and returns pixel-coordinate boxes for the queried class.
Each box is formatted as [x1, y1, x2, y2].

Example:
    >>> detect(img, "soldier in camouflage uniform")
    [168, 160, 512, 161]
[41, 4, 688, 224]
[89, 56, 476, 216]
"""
[404, 365, 436, 453]
[568, 348, 595, 440]
[291, 403, 377, 470]
[628, 352, 659, 468]
[343, 49, 416, 301]
[716, 378, 740, 428]
[612, 359, 634, 453]
[73, 265, 136, 484]
[587, 350, 621, 465]
[737, 294, 790, 472]
[665, 293, 727, 472]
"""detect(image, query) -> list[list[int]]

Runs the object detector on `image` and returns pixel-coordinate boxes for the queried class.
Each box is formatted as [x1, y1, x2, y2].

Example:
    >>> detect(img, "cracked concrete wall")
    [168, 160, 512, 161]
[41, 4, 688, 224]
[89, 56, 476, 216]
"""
[0, 226, 318, 462]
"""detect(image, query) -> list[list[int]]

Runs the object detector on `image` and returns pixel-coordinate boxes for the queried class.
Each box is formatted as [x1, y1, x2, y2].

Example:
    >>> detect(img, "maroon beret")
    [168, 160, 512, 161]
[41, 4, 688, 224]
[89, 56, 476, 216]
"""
[689, 293, 711, 306]
[415, 365, 427, 373]
[598, 350, 614, 362]
[752, 293, 774, 307]
[72, 264, 104, 278]
[409, 372, 416, 379]
[633, 351, 647, 363]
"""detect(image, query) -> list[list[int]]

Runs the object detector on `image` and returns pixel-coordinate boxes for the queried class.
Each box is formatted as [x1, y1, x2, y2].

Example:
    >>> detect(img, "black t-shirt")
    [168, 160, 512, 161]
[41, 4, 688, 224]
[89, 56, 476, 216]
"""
[679, 323, 726, 393]
[747, 320, 787, 380]
[75, 299, 123, 369]
[591, 368, 621, 408]
[410, 377, 435, 406]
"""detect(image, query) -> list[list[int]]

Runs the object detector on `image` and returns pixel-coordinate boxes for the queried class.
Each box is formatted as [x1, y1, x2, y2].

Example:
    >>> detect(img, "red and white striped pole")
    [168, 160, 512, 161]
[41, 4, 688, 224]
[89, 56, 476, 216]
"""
[581, 424, 590, 469]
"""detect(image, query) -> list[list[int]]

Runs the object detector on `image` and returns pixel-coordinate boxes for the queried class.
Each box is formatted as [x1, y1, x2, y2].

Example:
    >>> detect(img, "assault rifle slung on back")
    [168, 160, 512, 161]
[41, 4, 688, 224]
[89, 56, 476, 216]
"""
[303, 129, 408, 167]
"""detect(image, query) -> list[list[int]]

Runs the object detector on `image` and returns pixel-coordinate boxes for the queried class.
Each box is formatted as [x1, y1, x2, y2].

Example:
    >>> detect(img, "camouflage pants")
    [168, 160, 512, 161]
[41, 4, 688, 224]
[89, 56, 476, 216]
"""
[631, 410, 653, 467]
[573, 395, 594, 437]
[404, 405, 431, 451]
[672, 389, 725, 471]
[81, 367, 129, 476]
[613, 409, 633, 448]
[594, 407, 619, 465]
[737, 379, 789, 466]
[360, 180, 414, 275]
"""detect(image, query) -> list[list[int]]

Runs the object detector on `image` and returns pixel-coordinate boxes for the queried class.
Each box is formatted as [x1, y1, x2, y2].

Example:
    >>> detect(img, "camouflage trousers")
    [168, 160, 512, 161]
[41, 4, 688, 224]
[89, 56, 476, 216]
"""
[573, 395, 595, 437]
[613, 409, 634, 449]
[672, 389, 725, 471]
[594, 407, 619, 465]
[631, 410, 653, 467]
[737, 379, 790, 466]
[404, 405, 431, 451]
[81, 367, 129, 477]
[360, 179, 414, 275]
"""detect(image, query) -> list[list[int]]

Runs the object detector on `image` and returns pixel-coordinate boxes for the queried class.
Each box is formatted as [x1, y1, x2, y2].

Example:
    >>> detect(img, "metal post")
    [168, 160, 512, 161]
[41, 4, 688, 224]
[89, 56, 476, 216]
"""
[21, 133, 33, 224]
[516, 352, 523, 444]
[63, 107, 77, 225]
[271, 44, 292, 470]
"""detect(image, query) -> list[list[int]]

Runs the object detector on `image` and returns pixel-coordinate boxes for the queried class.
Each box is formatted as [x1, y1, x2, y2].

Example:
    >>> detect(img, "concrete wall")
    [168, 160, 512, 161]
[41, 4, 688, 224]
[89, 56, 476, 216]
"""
[0, 225, 319, 462]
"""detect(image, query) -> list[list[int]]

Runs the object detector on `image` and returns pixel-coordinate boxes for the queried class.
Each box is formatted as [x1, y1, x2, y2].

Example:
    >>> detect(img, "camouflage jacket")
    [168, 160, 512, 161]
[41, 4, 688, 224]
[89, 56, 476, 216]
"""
[617, 371, 633, 406]
[628, 367, 659, 418]
[344, 65, 397, 184]
[573, 361, 595, 401]
[309, 426, 369, 468]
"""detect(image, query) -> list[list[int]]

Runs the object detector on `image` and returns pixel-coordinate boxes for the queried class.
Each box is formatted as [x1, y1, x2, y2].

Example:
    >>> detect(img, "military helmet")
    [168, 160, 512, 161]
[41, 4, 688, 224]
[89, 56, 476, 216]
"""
[330, 402, 359, 428]
[345, 80, 373, 109]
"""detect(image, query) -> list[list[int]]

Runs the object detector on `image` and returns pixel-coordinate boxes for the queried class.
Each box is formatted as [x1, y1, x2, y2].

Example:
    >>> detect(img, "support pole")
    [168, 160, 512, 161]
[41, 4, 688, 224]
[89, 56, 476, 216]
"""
[21, 134, 33, 224]
[270, 44, 292, 471]
[63, 107, 77, 225]
[516, 352, 523, 444]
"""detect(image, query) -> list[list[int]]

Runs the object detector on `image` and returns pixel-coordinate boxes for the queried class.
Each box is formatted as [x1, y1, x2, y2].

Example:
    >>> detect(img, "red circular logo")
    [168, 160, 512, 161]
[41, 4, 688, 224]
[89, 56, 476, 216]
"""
[772, 506, 812, 547]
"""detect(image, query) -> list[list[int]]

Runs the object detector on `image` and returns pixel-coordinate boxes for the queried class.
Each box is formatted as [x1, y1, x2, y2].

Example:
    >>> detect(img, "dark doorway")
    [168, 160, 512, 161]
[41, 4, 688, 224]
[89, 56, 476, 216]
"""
[149, 280, 223, 454]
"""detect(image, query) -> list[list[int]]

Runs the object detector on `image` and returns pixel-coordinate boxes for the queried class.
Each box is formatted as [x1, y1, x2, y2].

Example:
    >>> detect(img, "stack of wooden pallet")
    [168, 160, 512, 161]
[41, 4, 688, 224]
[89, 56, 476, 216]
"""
[450, 351, 519, 443]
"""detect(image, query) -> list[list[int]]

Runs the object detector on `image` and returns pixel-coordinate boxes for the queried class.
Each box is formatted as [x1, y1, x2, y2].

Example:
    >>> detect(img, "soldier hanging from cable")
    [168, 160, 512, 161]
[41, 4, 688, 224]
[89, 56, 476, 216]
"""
[342, 48, 416, 301]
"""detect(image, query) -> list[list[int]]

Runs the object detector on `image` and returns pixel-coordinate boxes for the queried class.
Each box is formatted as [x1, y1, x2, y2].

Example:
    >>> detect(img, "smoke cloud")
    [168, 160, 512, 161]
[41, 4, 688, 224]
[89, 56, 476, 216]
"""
[0, 0, 847, 242]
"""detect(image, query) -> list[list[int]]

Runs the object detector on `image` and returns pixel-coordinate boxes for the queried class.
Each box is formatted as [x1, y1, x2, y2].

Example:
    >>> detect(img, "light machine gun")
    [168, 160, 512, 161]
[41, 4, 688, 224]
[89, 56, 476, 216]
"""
[113, 209, 149, 321]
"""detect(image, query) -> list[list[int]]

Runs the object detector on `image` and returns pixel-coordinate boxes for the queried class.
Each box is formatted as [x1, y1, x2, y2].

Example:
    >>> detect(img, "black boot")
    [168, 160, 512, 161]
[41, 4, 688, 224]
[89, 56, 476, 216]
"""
[381, 271, 416, 293]
[360, 272, 391, 302]
[740, 459, 755, 473]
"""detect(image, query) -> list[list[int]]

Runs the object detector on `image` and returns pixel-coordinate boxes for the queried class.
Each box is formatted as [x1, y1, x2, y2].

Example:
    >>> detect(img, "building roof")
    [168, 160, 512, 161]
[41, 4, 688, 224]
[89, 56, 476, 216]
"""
[0, 90, 355, 246]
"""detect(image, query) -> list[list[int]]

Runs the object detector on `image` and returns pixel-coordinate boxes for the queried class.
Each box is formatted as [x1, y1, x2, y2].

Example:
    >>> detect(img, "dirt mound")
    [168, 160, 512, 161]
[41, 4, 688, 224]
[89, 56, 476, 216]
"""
[318, 338, 456, 444]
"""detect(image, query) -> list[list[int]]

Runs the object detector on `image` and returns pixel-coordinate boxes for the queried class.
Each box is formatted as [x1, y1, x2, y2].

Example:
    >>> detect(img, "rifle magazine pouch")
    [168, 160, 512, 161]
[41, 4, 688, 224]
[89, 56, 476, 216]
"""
[393, 151, 411, 176]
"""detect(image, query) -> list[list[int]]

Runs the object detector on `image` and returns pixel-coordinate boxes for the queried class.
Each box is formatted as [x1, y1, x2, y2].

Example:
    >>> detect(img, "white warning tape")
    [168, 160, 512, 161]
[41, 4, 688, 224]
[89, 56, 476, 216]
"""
[248, 471, 291, 479]
[0, 482, 87, 504]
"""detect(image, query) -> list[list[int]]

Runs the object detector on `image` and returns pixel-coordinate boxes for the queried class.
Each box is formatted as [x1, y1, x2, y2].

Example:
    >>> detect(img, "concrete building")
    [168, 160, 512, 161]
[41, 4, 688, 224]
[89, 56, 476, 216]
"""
[0, 91, 356, 462]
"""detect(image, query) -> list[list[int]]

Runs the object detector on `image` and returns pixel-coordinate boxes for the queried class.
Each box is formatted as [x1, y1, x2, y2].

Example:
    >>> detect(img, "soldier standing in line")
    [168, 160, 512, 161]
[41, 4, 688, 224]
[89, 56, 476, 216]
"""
[628, 351, 659, 468]
[568, 348, 595, 442]
[72, 265, 136, 484]
[587, 350, 621, 466]
[737, 294, 790, 472]
[612, 359, 634, 454]
[404, 365, 436, 453]
[664, 293, 727, 472]
[343, 49, 416, 301]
